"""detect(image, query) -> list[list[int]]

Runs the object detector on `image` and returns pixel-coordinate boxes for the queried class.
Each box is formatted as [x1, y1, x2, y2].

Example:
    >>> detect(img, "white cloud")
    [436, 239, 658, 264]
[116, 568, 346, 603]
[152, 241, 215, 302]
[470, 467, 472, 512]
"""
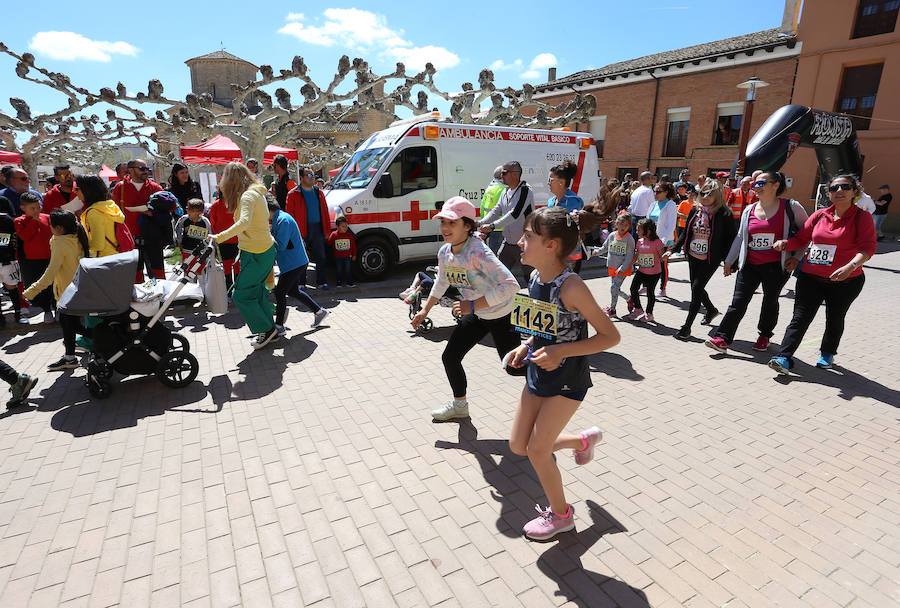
[278, 9, 458, 71]
[29, 31, 138, 62]
[520, 70, 540, 80]
[519, 53, 558, 81]
[489, 59, 523, 71]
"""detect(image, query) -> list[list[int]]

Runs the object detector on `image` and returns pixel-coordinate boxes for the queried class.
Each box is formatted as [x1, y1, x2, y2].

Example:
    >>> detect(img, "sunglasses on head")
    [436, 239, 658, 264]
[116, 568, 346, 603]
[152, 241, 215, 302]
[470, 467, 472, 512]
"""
[653, 188, 665, 193]
[828, 183, 854, 192]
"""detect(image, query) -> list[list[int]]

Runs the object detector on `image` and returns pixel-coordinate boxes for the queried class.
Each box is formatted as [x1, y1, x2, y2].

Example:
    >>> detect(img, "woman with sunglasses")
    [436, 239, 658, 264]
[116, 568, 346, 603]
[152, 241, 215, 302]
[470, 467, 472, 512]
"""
[768, 174, 876, 373]
[547, 161, 586, 271]
[705, 171, 808, 355]
[645, 182, 677, 297]
[663, 179, 736, 340]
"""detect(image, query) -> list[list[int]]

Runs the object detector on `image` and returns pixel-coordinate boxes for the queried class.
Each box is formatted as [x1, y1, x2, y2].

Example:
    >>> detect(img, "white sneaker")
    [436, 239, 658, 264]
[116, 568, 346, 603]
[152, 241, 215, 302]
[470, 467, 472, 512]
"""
[311, 309, 329, 328]
[252, 328, 279, 350]
[399, 288, 414, 300]
[656, 289, 666, 297]
[275, 325, 286, 336]
[431, 400, 469, 421]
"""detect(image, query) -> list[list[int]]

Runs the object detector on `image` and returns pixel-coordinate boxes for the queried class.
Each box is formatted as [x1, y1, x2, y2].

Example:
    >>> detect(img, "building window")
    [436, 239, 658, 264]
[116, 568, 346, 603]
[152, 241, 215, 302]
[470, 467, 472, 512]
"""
[852, 0, 899, 38]
[836, 63, 883, 131]
[663, 108, 690, 157]
[656, 167, 687, 182]
[209, 82, 216, 98]
[712, 102, 743, 145]
[589, 116, 606, 158]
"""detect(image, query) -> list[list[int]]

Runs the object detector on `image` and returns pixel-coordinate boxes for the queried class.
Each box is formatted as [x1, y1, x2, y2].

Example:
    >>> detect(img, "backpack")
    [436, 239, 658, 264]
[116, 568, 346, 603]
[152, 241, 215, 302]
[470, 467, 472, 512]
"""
[108, 221, 135, 253]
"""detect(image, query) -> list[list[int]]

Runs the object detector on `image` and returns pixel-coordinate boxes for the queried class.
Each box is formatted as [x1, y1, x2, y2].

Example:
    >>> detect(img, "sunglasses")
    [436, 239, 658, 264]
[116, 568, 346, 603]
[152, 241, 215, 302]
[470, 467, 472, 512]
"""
[304, 173, 316, 178]
[653, 189, 665, 193]
[828, 183, 854, 192]
[501, 170, 519, 175]
[699, 190, 714, 196]
[752, 180, 773, 187]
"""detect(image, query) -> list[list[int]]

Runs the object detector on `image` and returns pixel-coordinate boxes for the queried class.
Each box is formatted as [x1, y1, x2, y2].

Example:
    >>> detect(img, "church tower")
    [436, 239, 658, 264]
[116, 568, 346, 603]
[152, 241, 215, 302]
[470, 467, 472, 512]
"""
[184, 51, 258, 109]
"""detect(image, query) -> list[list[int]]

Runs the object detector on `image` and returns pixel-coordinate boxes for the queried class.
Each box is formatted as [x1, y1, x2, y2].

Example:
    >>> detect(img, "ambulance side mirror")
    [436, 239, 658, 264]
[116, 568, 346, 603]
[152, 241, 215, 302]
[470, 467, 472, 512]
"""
[373, 174, 394, 198]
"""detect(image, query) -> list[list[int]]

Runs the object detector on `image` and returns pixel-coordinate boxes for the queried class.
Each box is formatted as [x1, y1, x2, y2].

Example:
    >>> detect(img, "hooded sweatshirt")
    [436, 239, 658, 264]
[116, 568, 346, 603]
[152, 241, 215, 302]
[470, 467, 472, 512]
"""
[213, 183, 275, 254]
[23, 233, 83, 301]
[81, 199, 126, 258]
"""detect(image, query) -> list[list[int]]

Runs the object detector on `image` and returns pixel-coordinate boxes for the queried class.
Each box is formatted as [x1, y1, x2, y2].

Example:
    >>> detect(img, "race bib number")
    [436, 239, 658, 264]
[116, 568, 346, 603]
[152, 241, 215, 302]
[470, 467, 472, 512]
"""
[186, 225, 208, 239]
[749, 232, 774, 251]
[334, 238, 351, 252]
[510, 294, 558, 340]
[608, 240, 627, 256]
[807, 243, 837, 266]
[637, 253, 655, 268]
[0, 233, 10, 247]
[689, 238, 709, 256]
[444, 265, 472, 288]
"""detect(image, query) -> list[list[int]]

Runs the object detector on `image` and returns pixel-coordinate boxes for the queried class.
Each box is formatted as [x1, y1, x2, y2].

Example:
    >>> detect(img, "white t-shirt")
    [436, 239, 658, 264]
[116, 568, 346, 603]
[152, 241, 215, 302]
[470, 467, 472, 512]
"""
[856, 192, 876, 214]
[629, 185, 655, 217]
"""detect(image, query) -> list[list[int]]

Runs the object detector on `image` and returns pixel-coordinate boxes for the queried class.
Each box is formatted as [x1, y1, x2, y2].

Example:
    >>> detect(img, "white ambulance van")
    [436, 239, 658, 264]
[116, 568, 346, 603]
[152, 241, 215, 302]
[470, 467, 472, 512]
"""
[325, 115, 600, 279]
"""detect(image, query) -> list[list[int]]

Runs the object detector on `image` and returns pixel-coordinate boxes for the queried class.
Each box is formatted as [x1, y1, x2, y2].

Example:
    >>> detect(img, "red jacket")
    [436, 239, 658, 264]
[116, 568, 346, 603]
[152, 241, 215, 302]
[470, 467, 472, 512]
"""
[327, 230, 357, 258]
[784, 204, 876, 281]
[42, 185, 82, 215]
[14, 213, 52, 259]
[286, 186, 330, 239]
[111, 178, 163, 236]
[209, 198, 238, 244]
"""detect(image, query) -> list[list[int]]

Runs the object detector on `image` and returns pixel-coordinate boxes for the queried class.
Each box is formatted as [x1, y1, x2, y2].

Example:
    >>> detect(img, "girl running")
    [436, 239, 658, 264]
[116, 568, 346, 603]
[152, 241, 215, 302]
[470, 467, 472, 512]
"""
[411, 197, 523, 421]
[506, 205, 620, 541]
[593, 213, 634, 317]
[626, 218, 664, 322]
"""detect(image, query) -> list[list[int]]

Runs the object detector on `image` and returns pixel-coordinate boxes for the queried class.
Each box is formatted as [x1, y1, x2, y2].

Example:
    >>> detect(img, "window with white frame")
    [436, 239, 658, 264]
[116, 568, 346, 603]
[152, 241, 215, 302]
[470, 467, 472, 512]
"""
[712, 102, 743, 145]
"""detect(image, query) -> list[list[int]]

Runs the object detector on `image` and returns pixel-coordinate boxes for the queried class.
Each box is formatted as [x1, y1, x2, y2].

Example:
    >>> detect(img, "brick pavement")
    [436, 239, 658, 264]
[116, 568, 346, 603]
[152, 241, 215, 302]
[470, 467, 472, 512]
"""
[0, 244, 897, 607]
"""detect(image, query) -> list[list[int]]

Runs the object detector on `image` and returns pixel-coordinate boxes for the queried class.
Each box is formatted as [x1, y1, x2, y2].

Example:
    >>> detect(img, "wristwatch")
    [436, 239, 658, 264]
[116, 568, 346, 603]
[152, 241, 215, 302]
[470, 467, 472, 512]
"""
[850, 260, 860, 268]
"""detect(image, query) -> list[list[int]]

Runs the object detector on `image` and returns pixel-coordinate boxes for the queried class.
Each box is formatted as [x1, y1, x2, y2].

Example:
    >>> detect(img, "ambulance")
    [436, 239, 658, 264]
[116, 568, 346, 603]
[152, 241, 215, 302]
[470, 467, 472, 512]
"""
[325, 114, 600, 279]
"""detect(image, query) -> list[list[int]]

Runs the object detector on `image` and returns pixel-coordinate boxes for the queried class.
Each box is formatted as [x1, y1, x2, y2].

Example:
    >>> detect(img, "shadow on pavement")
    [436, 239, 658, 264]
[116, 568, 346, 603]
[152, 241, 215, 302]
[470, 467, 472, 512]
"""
[536, 501, 650, 608]
[587, 351, 645, 382]
[50, 373, 230, 437]
[230, 329, 319, 400]
[434, 419, 541, 539]
[775, 361, 900, 408]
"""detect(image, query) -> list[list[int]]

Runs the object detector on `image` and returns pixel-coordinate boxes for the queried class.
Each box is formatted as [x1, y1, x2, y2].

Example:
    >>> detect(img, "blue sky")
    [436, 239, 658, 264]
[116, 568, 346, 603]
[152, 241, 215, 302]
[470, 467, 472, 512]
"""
[1, 0, 793, 126]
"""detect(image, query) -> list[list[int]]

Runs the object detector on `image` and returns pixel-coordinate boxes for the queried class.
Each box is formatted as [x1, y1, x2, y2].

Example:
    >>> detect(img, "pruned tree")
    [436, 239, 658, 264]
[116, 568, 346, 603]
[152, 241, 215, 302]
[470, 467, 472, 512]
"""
[0, 42, 596, 177]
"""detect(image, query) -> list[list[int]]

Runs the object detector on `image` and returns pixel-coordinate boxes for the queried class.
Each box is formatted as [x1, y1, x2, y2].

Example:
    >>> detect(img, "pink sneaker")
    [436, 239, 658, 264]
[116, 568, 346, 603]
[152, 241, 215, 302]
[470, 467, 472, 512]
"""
[574, 426, 602, 465]
[603, 306, 616, 317]
[752, 335, 770, 351]
[641, 313, 654, 323]
[625, 309, 643, 321]
[523, 504, 575, 540]
[704, 337, 729, 354]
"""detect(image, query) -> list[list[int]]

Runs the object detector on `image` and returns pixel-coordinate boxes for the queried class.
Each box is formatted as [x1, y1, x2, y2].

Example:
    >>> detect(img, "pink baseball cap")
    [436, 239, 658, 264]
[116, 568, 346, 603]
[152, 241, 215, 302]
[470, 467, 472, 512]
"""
[434, 196, 476, 221]
[716, 171, 729, 179]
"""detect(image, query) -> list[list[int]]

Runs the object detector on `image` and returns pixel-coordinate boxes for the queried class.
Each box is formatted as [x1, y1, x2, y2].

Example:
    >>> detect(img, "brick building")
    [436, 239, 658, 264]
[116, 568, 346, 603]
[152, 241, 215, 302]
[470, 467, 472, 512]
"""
[782, 0, 900, 227]
[534, 26, 800, 184]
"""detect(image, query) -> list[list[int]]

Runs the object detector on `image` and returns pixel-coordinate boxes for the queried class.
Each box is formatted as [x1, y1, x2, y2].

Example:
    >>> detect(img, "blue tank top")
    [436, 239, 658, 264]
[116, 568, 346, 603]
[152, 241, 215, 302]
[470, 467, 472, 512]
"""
[521, 270, 592, 396]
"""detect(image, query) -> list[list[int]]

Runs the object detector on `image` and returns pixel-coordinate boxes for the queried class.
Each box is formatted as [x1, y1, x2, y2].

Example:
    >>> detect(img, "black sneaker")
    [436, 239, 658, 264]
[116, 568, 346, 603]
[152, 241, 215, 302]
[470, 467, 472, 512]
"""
[7, 374, 37, 408]
[252, 327, 279, 350]
[701, 308, 720, 325]
[674, 327, 691, 341]
[48, 356, 79, 371]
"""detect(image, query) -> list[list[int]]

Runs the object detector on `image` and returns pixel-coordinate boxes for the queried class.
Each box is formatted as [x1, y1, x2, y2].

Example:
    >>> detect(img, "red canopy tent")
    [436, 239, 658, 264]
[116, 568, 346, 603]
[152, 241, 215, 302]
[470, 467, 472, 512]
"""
[179, 135, 298, 165]
[0, 151, 22, 164]
[98, 164, 117, 178]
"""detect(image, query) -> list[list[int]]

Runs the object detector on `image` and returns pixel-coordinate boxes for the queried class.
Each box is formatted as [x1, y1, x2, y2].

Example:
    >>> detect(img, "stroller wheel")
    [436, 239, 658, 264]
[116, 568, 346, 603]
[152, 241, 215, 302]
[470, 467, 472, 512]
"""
[420, 318, 433, 332]
[171, 334, 190, 353]
[408, 307, 415, 320]
[89, 357, 113, 380]
[156, 351, 199, 388]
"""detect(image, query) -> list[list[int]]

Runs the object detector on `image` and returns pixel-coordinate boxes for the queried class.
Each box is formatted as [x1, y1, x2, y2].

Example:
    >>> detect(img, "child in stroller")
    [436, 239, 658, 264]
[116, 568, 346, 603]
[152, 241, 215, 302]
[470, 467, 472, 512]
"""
[399, 266, 462, 332]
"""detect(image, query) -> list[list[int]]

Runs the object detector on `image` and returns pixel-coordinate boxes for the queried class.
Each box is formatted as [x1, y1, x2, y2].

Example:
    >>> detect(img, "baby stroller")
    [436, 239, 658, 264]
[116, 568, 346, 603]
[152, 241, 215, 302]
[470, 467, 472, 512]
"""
[408, 266, 462, 332]
[57, 244, 213, 399]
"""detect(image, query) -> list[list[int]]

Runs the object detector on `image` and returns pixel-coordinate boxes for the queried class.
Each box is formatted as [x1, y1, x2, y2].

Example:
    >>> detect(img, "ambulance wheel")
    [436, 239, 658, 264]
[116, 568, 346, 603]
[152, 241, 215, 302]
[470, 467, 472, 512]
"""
[420, 318, 433, 332]
[171, 334, 190, 353]
[156, 352, 199, 388]
[356, 237, 392, 280]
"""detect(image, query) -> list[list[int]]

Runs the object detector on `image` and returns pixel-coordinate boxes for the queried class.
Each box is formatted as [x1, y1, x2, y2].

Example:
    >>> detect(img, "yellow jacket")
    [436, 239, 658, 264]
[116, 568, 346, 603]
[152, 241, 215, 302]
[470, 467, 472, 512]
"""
[213, 183, 275, 254]
[23, 234, 83, 302]
[81, 200, 126, 258]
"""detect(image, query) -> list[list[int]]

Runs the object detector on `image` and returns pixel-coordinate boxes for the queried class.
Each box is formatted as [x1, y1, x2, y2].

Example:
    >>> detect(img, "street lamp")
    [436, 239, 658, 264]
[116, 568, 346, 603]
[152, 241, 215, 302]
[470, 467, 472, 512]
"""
[734, 76, 770, 177]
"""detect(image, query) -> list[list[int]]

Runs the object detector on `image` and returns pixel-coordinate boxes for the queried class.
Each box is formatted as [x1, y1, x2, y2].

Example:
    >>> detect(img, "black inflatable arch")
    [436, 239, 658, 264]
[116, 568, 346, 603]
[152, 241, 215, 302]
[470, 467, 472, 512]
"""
[743, 104, 862, 181]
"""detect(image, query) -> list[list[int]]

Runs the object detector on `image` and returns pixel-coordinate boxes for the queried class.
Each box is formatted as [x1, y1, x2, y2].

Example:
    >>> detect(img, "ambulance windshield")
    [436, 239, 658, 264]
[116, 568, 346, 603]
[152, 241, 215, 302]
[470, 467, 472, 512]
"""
[331, 147, 391, 189]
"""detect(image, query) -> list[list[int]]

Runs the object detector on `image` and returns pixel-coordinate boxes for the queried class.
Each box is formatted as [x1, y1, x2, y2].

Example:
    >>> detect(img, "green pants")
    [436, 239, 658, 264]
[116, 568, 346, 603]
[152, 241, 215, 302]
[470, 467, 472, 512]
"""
[233, 245, 277, 334]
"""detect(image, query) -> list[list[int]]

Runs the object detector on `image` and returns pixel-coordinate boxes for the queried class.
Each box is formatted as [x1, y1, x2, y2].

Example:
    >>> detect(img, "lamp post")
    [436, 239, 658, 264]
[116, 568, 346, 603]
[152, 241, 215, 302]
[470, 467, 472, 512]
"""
[735, 76, 770, 177]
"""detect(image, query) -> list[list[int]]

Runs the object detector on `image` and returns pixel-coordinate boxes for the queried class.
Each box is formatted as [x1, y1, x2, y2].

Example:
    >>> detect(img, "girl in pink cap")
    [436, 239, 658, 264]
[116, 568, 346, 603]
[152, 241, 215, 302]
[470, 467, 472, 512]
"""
[412, 196, 523, 421]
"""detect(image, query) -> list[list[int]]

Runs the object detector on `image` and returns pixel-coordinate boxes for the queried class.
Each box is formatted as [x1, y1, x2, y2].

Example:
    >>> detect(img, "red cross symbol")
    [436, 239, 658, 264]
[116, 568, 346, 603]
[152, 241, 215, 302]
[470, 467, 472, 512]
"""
[402, 200, 432, 231]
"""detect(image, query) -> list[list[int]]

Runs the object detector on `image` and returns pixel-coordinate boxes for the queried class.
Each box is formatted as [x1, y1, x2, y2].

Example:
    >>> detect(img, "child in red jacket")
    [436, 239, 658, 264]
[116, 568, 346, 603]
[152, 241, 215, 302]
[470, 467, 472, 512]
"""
[14, 192, 54, 320]
[326, 215, 356, 287]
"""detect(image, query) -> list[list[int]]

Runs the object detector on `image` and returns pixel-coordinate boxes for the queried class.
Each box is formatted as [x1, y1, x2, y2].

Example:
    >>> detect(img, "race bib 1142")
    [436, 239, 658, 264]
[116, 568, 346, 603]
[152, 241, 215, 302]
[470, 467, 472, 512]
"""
[510, 294, 558, 340]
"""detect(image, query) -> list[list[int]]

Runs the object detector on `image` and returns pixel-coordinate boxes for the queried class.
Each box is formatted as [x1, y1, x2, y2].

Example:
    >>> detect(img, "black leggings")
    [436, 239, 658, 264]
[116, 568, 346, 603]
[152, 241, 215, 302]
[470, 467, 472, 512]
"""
[442, 313, 521, 398]
[630, 272, 662, 314]
[140, 238, 165, 279]
[21, 259, 53, 310]
[684, 257, 719, 329]
[777, 272, 865, 361]
[0, 359, 18, 385]
[274, 265, 321, 326]
[60, 313, 92, 356]
[715, 261, 789, 343]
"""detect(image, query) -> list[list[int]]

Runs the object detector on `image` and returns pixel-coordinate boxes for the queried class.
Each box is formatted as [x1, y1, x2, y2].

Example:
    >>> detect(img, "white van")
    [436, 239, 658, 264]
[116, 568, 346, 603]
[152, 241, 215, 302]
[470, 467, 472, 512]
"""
[325, 115, 600, 279]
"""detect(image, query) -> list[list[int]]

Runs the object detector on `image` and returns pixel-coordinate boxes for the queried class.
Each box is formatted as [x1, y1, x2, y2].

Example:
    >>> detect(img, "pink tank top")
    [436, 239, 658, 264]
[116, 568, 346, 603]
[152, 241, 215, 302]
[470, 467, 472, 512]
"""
[746, 201, 785, 265]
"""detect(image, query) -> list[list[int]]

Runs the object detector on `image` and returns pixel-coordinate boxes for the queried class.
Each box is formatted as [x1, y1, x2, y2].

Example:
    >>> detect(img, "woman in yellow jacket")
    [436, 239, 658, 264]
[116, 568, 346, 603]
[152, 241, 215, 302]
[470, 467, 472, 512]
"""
[210, 162, 279, 350]
[23, 210, 90, 371]
[75, 175, 127, 258]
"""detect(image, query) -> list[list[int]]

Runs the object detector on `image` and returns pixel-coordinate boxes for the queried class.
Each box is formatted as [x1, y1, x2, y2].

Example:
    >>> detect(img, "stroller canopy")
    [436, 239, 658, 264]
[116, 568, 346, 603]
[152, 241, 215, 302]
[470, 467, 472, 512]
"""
[58, 251, 140, 316]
